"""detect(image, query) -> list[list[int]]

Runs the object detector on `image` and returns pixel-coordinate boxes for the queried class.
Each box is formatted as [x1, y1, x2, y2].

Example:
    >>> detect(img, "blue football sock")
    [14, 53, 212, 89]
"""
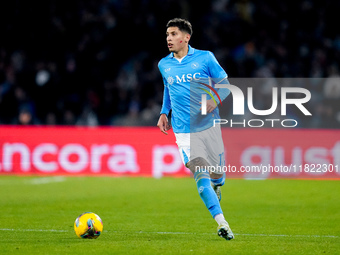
[194, 169, 222, 218]
[211, 173, 226, 186]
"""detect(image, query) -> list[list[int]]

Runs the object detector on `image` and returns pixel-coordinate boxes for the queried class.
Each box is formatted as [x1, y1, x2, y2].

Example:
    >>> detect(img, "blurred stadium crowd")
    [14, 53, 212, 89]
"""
[0, 0, 339, 128]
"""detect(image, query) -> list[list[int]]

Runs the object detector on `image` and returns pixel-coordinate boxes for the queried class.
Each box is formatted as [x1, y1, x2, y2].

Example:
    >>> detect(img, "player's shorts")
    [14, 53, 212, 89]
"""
[174, 126, 225, 172]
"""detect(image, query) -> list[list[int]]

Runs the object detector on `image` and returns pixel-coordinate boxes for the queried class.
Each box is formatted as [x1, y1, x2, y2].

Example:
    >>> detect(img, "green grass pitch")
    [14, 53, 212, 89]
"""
[0, 176, 339, 255]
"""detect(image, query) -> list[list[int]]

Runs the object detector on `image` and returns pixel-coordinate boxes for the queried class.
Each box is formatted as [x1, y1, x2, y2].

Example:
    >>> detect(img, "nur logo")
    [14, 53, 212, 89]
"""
[200, 79, 312, 117]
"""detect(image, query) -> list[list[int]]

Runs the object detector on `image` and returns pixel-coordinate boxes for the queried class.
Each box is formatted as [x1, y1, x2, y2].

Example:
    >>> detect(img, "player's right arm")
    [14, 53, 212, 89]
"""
[157, 113, 171, 135]
[157, 72, 172, 135]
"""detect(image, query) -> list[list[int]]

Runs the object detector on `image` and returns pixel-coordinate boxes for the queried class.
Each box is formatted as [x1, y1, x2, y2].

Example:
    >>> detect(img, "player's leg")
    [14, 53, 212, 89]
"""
[204, 126, 234, 240]
[175, 132, 223, 219]
[186, 156, 224, 219]
[186, 156, 233, 240]
[187, 131, 226, 219]
[175, 132, 233, 240]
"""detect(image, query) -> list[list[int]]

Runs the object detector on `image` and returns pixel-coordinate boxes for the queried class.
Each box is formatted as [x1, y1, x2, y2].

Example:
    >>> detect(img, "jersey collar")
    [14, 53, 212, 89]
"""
[188, 45, 195, 55]
[170, 45, 194, 58]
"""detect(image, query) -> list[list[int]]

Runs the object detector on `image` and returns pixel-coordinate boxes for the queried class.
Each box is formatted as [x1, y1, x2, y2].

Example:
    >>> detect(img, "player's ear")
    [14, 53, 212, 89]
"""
[185, 33, 191, 43]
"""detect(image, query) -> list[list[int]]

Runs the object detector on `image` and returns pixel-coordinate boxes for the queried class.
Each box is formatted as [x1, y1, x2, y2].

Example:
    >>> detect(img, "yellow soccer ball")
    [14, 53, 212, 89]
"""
[74, 212, 103, 239]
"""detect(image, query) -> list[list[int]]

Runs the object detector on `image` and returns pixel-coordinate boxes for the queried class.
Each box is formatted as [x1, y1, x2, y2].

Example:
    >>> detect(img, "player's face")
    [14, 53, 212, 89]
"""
[166, 27, 189, 53]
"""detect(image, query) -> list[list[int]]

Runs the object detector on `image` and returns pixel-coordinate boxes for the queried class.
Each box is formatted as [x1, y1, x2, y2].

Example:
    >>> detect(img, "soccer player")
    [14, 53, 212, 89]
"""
[157, 18, 234, 240]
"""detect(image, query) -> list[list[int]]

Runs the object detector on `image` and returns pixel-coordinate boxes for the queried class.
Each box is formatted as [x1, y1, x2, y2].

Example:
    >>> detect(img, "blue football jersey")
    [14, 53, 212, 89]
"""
[158, 45, 230, 133]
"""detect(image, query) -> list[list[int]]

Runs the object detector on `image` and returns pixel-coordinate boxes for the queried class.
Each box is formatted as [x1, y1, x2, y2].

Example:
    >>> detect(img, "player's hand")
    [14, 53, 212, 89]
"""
[157, 114, 172, 135]
[199, 99, 217, 113]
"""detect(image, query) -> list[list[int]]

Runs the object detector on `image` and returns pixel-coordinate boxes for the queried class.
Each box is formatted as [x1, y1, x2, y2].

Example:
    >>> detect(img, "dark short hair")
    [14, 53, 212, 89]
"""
[166, 18, 193, 35]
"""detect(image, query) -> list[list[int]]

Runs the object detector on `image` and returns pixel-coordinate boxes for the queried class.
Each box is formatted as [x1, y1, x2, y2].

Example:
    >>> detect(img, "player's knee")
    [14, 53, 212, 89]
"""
[186, 157, 209, 174]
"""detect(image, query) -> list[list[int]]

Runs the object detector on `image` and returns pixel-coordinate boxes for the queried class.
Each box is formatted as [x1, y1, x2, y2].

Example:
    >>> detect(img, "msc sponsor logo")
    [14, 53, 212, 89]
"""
[176, 73, 201, 83]
[167, 72, 201, 85]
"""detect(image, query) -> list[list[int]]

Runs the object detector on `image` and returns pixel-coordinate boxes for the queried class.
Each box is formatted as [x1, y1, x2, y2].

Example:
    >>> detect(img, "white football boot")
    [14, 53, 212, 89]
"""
[217, 222, 234, 240]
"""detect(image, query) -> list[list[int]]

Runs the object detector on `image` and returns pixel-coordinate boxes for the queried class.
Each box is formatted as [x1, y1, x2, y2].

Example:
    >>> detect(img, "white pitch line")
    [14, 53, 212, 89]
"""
[0, 228, 68, 232]
[27, 176, 66, 185]
[136, 231, 339, 239]
[234, 233, 339, 239]
[0, 229, 338, 239]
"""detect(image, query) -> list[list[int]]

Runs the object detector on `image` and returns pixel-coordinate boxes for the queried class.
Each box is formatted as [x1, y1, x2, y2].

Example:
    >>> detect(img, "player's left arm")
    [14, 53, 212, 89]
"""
[207, 52, 230, 105]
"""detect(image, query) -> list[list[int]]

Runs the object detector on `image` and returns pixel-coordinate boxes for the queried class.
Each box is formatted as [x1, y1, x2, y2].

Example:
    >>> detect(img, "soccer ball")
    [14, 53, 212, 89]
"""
[74, 212, 103, 239]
